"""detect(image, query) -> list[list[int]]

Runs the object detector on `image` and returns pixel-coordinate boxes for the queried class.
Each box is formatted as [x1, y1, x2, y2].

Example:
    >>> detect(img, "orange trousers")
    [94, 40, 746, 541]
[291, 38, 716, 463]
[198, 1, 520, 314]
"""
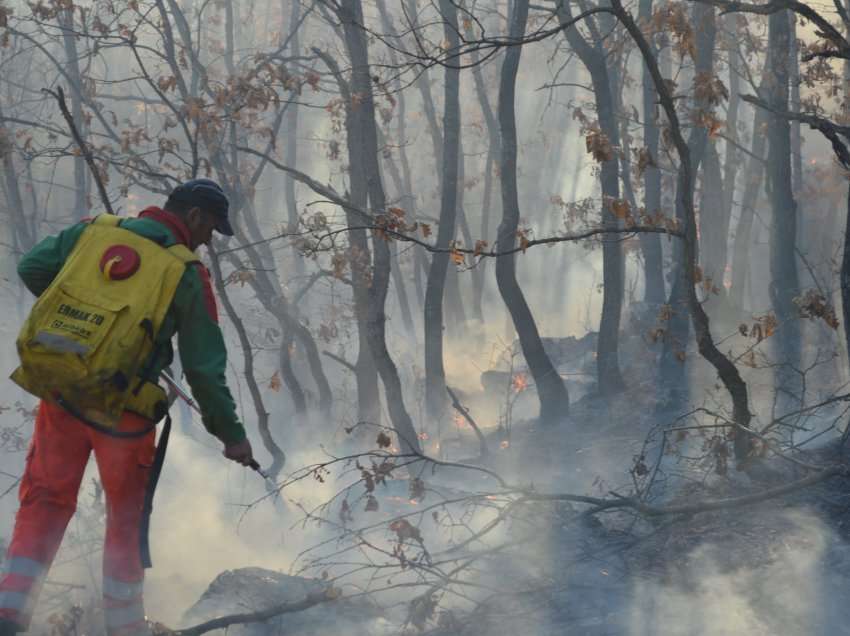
[0, 401, 155, 635]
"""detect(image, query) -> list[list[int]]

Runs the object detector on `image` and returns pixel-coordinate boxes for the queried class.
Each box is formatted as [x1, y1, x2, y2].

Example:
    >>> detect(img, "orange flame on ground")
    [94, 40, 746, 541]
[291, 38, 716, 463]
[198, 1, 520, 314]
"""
[511, 373, 528, 393]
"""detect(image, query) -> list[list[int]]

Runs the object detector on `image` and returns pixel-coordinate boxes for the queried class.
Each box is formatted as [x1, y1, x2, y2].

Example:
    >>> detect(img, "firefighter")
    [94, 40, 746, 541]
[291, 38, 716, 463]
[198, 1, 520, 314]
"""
[0, 179, 255, 635]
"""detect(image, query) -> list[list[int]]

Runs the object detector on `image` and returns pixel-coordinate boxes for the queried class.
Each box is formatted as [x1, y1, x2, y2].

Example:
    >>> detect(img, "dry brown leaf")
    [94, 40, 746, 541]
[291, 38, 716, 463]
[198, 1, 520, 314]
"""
[376, 431, 392, 449]
[610, 199, 631, 219]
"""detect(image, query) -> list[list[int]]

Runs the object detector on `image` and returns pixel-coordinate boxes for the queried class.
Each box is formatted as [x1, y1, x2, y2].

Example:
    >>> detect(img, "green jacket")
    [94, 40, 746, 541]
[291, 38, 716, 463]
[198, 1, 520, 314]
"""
[16, 210, 246, 445]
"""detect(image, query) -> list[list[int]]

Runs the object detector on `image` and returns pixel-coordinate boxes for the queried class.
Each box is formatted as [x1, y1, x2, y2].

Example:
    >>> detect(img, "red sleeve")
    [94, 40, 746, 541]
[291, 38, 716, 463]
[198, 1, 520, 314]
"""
[193, 263, 219, 323]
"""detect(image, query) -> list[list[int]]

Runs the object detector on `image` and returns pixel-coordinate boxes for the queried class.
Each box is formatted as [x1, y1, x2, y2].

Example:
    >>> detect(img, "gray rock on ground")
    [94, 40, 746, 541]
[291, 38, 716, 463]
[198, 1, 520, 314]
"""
[183, 567, 386, 636]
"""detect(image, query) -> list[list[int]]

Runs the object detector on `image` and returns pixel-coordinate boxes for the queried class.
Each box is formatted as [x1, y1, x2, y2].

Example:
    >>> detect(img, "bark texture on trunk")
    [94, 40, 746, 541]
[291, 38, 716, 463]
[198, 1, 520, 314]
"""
[497, 0, 569, 424]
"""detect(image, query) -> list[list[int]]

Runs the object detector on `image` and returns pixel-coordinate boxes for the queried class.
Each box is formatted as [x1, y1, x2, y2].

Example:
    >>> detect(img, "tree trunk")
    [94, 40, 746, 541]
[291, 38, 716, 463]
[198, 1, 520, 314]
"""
[659, 1, 717, 400]
[698, 143, 727, 283]
[467, 23, 501, 323]
[448, 135, 472, 328]
[279, 329, 306, 415]
[424, 0, 463, 422]
[376, 127, 417, 337]
[766, 8, 802, 399]
[557, 1, 625, 394]
[0, 111, 35, 250]
[376, 0, 428, 313]
[58, 6, 89, 218]
[613, 0, 753, 462]
[314, 48, 383, 429]
[283, 0, 304, 277]
[721, 13, 742, 291]
[340, 0, 421, 453]
[730, 87, 768, 312]
[638, 0, 665, 305]
[497, 0, 569, 425]
[841, 184, 850, 390]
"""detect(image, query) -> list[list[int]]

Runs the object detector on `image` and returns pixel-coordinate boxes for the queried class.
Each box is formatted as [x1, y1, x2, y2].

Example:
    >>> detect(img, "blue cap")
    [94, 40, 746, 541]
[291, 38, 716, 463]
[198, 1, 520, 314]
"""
[167, 178, 233, 236]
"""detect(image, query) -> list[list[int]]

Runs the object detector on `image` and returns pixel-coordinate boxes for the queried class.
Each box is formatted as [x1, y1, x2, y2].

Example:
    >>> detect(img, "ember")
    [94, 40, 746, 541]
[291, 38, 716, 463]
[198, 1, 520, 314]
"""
[511, 373, 528, 393]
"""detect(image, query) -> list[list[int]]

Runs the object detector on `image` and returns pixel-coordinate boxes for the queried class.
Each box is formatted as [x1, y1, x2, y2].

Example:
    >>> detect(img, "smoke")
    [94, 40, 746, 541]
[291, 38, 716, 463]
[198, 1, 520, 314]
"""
[626, 510, 840, 636]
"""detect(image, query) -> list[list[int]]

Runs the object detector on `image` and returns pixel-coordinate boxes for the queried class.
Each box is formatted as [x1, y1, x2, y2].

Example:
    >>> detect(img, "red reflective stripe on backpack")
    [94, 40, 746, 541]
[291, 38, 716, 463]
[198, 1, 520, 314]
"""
[194, 263, 219, 323]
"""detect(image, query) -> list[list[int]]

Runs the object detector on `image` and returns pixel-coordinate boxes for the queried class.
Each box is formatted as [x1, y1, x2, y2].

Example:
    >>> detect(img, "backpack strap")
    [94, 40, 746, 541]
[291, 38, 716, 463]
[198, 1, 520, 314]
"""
[167, 243, 200, 265]
[131, 244, 200, 398]
[92, 214, 122, 228]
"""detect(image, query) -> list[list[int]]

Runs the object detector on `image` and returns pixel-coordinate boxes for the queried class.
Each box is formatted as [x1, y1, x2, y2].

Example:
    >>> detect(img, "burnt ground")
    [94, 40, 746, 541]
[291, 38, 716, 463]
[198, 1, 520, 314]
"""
[180, 381, 850, 636]
[443, 389, 850, 636]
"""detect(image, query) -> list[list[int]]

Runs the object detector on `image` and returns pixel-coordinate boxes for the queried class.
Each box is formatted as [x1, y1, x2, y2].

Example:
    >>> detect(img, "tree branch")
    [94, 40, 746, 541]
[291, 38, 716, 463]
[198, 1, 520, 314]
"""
[741, 93, 850, 166]
[447, 386, 489, 458]
[171, 591, 332, 636]
[43, 86, 115, 215]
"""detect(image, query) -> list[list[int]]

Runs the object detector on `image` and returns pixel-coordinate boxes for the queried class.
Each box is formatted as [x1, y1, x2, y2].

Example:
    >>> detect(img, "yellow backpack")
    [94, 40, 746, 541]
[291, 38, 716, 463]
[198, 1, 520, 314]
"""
[11, 215, 198, 430]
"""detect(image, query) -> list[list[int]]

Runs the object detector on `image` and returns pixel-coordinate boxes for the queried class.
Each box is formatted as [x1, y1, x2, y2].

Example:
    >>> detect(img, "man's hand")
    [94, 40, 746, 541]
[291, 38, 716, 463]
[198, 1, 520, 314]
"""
[223, 438, 254, 466]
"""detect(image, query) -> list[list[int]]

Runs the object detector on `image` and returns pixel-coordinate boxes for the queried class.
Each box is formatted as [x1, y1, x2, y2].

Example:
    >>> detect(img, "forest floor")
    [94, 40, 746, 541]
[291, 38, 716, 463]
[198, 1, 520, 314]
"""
[177, 377, 850, 636]
[444, 387, 850, 636]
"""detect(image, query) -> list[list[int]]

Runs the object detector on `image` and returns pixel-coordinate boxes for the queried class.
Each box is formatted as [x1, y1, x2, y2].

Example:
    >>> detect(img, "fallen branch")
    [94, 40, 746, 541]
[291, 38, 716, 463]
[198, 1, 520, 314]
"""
[169, 590, 333, 636]
[446, 386, 489, 458]
[529, 464, 848, 516]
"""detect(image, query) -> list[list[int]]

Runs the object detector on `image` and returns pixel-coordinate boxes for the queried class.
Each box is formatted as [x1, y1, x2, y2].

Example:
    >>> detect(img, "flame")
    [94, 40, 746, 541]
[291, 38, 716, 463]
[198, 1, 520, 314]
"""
[511, 373, 528, 393]
[388, 496, 418, 506]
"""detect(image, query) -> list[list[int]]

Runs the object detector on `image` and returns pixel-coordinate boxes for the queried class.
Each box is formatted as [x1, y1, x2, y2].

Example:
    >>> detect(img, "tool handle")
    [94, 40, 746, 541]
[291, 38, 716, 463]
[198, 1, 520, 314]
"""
[248, 459, 271, 481]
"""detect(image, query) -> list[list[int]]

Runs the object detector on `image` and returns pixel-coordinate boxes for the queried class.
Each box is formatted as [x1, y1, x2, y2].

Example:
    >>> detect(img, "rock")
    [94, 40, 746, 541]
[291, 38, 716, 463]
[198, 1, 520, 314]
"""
[481, 334, 599, 396]
[183, 567, 386, 636]
[535, 334, 598, 369]
[481, 369, 512, 395]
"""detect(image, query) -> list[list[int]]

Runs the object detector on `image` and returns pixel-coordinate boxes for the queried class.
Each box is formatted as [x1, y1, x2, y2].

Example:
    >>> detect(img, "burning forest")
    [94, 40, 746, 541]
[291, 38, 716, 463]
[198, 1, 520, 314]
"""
[2, 0, 850, 634]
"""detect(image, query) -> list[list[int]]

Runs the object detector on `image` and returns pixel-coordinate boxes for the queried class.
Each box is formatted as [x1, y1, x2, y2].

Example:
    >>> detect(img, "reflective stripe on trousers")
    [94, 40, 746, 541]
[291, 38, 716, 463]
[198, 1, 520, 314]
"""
[104, 599, 146, 635]
[0, 556, 47, 625]
[103, 575, 149, 636]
